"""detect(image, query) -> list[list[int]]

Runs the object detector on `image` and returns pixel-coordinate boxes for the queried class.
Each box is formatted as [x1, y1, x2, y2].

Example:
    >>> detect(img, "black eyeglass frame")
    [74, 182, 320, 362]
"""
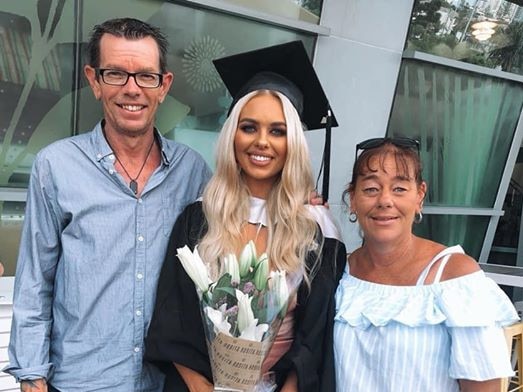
[95, 68, 164, 89]
[354, 137, 420, 163]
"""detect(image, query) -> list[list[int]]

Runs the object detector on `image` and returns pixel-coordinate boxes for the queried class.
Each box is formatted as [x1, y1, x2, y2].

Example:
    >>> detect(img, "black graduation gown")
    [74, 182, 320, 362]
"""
[144, 201, 346, 392]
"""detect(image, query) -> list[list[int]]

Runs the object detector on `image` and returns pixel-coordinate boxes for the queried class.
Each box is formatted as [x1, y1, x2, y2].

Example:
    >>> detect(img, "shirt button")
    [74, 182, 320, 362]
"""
[136, 310, 142, 316]
[137, 235, 144, 242]
[137, 273, 143, 280]
[109, 154, 115, 160]
[109, 169, 114, 175]
[134, 347, 140, 353]
[96, 153, 102, 159]
[138, 198, 143, 204]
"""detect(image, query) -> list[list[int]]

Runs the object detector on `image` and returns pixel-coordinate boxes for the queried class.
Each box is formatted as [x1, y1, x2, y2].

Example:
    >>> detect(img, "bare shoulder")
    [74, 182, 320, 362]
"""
[441, 251, 481, 281]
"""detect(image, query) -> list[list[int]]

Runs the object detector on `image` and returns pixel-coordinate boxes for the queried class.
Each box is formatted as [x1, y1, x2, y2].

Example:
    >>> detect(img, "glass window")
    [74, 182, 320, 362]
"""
[0, 0, 317, 276]
[489, 153, 523, 265]
[388, 58, 523, 257]
[0, 6, 76, 189]
[217, 0, 322, 24]
[0, 201, 24, 276]
[489, 155, 523, 302]
[415, 214, 489, 259]
[389, 59, 523, 207]
[407, 0, 523, 75]
[77, 1, 316, 169]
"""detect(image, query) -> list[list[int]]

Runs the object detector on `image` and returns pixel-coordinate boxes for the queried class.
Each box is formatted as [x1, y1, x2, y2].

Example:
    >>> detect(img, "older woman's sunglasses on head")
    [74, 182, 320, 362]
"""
[355, 137, 420, 162]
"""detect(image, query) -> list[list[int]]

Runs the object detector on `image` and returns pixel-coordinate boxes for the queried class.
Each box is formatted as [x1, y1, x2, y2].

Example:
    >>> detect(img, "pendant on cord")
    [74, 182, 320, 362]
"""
[129, 180, 138, 194]
[103, 131, 155, 197]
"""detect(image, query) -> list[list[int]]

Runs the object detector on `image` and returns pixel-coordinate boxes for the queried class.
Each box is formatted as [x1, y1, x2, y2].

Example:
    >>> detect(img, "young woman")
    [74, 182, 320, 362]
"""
[145, 42, 346, 392]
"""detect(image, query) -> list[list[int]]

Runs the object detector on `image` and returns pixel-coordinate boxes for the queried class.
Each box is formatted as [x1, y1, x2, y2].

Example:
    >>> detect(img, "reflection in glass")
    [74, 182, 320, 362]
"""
[0, 6, 76, 189]
[414, 214, 488, 260]
[489, 158, 523, 302]
[489, 156, 523, 265]
[407, 0, 523, 75]
[389, 59, 523, 208]
[0, 201, 24, 276]
[218, 0, 323, 24]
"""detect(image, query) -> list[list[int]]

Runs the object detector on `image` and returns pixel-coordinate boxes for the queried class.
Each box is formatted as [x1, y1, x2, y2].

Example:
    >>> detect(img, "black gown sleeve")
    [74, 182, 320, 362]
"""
[144, 201, 211, 391]
[272, 235, 347, 392]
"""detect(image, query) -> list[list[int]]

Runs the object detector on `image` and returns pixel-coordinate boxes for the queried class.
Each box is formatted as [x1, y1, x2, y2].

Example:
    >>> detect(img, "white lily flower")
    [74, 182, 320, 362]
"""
[223, 254, 240, 284]
[238, 319, 269, 342]
[204, 304, 232, 336]
[269, 270, 290, 317]
[176, 245, 211, 293]
[235, 289, 255, 334]
[238, 240, 256, 278]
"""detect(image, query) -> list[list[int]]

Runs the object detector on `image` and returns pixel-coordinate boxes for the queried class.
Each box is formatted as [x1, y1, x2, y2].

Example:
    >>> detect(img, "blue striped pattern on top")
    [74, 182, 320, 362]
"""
[334, 246, 519, 392]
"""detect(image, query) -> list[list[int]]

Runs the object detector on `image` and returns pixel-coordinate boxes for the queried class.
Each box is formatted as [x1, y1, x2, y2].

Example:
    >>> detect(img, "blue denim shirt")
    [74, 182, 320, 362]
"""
[5, 122, 212, 391]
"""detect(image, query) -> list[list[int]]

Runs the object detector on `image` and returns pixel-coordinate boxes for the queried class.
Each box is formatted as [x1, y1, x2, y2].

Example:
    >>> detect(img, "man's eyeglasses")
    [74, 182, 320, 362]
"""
[95, 68, 163, 89]
[355, 137, 420, 162]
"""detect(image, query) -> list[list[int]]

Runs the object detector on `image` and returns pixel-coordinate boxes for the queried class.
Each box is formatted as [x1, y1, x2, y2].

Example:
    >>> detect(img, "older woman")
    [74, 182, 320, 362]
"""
[145, 42, 346, 392]
[334, 137, 518, 392]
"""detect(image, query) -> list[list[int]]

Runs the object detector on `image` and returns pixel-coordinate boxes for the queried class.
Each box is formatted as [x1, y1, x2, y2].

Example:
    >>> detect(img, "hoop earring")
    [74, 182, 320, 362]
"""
[414, 211, 423, 224]
[349, 211, 358, 223]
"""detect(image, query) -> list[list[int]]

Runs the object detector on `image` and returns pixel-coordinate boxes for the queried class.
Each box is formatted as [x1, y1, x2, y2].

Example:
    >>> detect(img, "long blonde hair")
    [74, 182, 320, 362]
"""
[198, 90, 319, 281]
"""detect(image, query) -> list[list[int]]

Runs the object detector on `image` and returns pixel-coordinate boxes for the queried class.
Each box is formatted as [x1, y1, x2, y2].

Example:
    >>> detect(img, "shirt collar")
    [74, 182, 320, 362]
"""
[249, 196, 267, 226]
[92, 120, 171, 165]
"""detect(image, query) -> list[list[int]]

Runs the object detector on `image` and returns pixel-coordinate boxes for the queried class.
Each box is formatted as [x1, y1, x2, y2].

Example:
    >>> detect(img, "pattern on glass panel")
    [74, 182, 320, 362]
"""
[182, 36, 226, 92]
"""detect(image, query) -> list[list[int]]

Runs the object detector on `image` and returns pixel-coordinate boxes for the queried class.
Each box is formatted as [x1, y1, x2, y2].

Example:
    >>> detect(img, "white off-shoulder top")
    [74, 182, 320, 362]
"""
[334, 245, 519, 392]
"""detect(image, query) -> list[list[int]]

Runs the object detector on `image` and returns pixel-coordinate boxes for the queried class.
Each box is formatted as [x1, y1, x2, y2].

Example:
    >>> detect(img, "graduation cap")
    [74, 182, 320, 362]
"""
[213, 40, 338, 201]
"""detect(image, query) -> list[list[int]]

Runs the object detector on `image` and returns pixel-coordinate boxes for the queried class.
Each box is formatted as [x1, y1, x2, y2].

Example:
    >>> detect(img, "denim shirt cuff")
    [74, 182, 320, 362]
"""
[2, 363, 52, 382]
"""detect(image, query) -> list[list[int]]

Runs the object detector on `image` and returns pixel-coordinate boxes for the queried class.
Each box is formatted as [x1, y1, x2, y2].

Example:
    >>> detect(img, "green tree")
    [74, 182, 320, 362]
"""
[488, 22, 523, 73]
[411, 0, 444, 37]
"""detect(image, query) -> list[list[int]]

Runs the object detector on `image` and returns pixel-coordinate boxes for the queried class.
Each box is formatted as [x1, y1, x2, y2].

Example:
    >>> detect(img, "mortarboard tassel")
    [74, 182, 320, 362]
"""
[321, 109, 332, 202]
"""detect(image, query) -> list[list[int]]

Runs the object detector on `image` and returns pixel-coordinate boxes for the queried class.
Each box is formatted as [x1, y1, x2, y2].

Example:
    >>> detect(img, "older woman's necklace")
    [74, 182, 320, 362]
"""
[106, 136, 155, 194]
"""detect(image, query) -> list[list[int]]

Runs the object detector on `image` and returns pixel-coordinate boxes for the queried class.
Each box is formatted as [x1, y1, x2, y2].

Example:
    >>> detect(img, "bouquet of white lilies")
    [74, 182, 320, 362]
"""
[176, 241, 293, 392]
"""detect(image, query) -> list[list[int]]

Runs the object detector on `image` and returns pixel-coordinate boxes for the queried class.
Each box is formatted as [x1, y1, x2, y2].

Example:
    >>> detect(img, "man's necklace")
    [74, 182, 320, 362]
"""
[106, 136, 155, 194]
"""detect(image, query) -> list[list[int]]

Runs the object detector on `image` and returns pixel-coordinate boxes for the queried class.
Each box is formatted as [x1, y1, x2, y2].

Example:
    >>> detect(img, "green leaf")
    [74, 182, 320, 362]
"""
[213, 286, 236, 298]
[210, 273, 237, 305]
[215, 272, 232, 288]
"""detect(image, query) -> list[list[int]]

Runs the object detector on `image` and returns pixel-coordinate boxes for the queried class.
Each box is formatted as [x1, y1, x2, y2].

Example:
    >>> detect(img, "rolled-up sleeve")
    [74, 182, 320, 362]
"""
[4, 155, 62, 381]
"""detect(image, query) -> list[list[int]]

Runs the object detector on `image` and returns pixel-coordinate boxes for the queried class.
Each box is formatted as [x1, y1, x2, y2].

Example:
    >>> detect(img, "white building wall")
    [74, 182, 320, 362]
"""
[307, 0, 416, 251]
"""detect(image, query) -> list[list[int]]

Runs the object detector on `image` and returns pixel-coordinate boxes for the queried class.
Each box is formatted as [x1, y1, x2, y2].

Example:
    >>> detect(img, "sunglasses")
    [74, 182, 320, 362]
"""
[355, 137, 420, 162]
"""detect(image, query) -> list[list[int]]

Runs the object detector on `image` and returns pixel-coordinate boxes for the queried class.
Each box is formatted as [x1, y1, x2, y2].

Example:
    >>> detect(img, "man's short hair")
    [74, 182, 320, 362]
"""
[86, 18, 169, 73]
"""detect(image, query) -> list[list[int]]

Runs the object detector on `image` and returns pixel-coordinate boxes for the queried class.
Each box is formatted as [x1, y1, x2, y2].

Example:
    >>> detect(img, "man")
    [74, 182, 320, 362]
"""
[5, 18, 212, 392]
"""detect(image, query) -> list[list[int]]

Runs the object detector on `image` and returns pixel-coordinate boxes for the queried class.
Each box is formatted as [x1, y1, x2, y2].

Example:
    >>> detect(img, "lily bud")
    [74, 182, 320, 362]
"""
[176, 245, 211, 294]
[238, 240, 256, 278]
[269, 270, 290, 317]
[223, 254, 240, 285]
[253, 256, 269, 291]
[235, 289, 255, 334]
[255, 252, 268, 269]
